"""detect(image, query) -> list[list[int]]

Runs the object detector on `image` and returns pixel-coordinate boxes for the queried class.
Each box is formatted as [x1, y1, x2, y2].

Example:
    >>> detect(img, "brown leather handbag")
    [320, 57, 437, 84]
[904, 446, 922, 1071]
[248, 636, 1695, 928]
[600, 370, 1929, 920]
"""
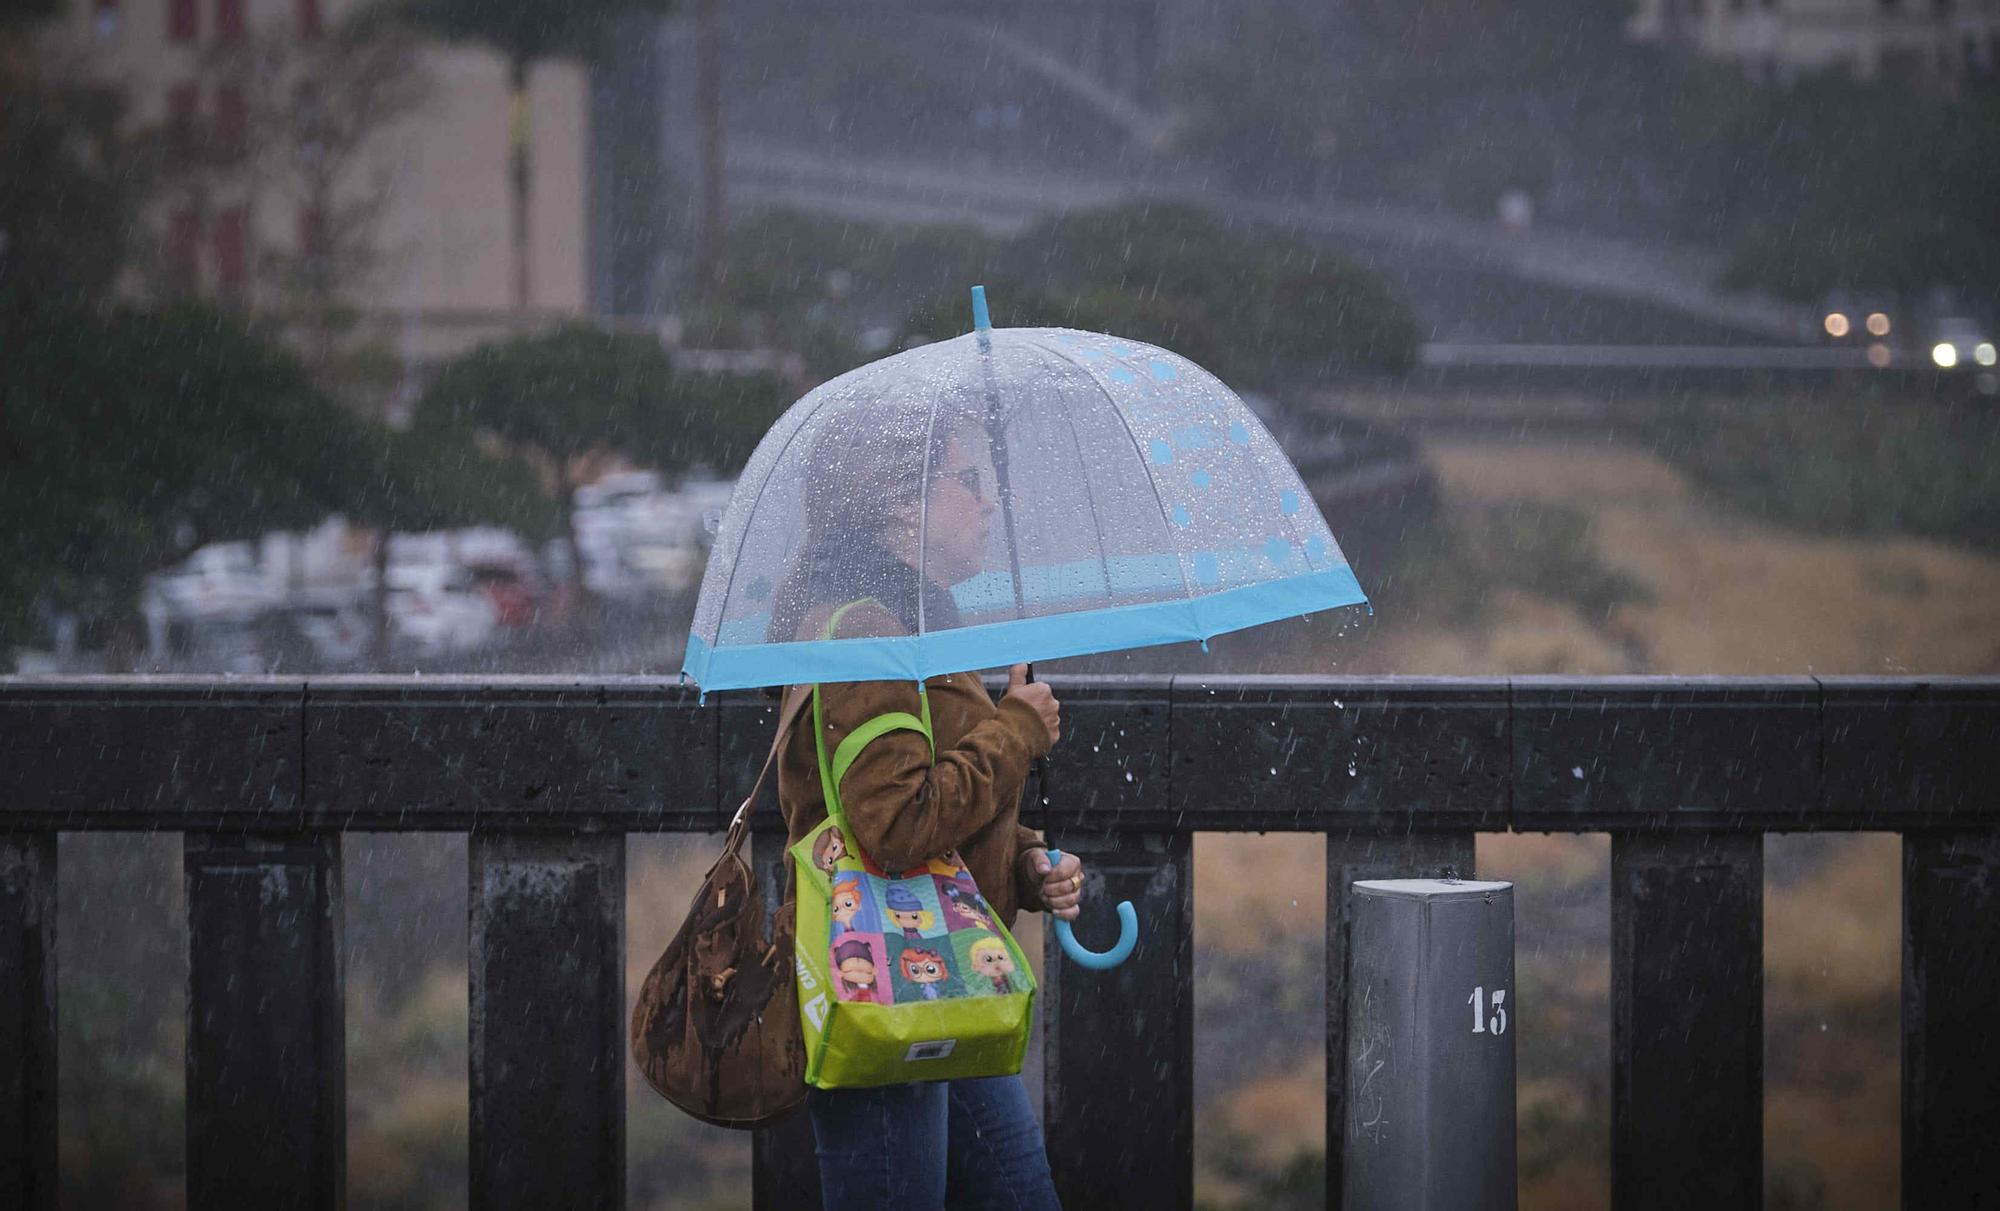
[630, 686, 812, 1129]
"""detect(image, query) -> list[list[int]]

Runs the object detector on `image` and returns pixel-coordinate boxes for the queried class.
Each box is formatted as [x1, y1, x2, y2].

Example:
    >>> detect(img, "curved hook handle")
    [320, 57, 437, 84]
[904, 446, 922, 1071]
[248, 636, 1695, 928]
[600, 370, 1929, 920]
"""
[1045, 848, 1139, 970]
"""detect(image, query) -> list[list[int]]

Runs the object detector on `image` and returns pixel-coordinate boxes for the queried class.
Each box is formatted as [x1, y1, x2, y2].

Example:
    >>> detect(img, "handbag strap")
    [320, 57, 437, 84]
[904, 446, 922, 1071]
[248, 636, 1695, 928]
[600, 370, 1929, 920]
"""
[719, 683, 813, 861]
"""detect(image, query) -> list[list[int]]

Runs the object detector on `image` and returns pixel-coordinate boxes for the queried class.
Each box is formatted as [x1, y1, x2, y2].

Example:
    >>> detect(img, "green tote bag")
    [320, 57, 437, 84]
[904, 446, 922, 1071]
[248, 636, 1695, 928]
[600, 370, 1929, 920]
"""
[789, 675, 1037, 1089]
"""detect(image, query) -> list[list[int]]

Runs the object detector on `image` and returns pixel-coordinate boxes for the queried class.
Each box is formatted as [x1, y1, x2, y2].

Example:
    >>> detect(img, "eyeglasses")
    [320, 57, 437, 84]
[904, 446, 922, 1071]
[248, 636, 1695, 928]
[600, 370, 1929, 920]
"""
[938, 466, 983, 496]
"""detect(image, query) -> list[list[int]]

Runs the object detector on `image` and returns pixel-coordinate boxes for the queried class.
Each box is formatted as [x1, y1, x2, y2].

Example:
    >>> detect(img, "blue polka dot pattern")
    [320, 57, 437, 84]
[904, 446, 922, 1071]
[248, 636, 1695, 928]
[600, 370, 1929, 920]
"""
[1228, 422, 1251, 447]
[1264, 536, 1291, 565]
[1149, 439, 1173, 465]
[1171, 505, 1193, 528]
[1192, 553, 1219, 585]
[1108, 366, 1138, 384]
[1190, 469, 1211, 488]
[1305, 535, 1327, 562]
[1280, 490, 1301, 515]
[1149, 359, 1178, 382]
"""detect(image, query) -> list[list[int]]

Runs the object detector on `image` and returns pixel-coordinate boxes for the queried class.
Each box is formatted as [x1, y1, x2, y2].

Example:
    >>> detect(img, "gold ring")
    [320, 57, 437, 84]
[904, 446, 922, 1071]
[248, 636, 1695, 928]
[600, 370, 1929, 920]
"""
[1070, 874, 1082, 891]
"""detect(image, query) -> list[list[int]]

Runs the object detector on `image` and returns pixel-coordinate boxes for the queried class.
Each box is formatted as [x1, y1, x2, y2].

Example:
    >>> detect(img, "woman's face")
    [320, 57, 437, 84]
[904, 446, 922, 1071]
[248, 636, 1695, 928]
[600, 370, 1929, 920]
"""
[918, 436, 997, 584]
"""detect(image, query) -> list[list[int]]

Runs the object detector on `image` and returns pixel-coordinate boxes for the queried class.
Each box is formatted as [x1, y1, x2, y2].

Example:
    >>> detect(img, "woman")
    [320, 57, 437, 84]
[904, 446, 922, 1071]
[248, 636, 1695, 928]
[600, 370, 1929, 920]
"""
[769, 401, 1083, 1210]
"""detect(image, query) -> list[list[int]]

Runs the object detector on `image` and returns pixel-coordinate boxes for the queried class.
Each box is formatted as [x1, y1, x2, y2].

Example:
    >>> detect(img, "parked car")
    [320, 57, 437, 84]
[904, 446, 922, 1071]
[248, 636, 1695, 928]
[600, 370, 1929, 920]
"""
[144, 542, 284, 622]
[465, 558, 547, 628]
[385, 564, 499, 657]
[567, 470, 736, 600]
[281, 595, 372, 668]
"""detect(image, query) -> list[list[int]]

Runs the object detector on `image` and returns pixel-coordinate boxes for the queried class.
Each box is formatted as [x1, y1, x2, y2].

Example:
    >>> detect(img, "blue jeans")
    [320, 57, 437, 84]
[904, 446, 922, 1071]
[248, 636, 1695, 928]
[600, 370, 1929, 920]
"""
[806, 1075, 1062, 1210]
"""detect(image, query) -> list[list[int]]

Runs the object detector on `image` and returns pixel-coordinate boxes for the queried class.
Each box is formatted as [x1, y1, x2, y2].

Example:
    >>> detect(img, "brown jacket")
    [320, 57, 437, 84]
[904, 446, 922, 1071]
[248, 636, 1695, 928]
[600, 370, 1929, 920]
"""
[777, 600, 1053, 930]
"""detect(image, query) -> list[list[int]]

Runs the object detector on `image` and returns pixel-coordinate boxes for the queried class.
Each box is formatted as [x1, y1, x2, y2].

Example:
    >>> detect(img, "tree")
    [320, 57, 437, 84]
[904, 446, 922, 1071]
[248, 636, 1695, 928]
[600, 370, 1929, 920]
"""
[374, 0, 677, 311]
[1, 304, 369, 652]
[0, 303, 555, 663]
[412, 324, 794, 613]
[344, 423, 558, 661]
[223, 27, 430, 365]
[902, 205, 1421, 382]
[0, 33, 134, 321]
[412, 324, 678, 607]
[0, 0, 59, 30]
[125, 22, 431, 398]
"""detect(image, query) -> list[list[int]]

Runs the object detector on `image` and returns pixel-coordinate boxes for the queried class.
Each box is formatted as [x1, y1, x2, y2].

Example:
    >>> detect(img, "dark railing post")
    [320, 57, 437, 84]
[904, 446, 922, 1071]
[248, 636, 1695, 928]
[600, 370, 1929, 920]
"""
[750, 825, 822, 1211]
[469, 831, 624, 1210]
[1903, 831, 2000, 1207]
[185, 832, 345, 1210]
[1, 834, 56, 1211]
[1325, 832, 1475, 1210]
[1043, 831, 1193, 1209]
[1610, 833, 1762, 1209]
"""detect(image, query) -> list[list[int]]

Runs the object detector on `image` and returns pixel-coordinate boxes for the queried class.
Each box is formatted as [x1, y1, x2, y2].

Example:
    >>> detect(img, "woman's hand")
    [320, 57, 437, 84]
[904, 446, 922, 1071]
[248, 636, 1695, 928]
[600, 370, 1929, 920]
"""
[1002, 663, 1060, 748]
[1021, 847, 1083, 921]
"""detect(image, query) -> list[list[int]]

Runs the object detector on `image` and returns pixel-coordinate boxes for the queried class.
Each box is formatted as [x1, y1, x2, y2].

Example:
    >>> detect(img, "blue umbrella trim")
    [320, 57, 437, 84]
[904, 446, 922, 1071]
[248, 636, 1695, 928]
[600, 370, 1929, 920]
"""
[682, 565, 1367, 691]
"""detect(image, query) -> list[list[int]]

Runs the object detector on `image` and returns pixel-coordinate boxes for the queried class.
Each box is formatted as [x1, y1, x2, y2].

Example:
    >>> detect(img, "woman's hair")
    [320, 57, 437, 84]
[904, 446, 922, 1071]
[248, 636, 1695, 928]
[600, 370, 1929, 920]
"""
[766, 395, 985, 643]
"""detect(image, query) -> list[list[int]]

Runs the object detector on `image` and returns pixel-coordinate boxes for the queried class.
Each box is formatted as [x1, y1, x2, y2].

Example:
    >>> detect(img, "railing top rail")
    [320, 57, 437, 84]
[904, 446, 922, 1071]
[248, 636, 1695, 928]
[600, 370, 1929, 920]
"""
[7, 672, 1995, 688]
[3, 676, 1995, 834]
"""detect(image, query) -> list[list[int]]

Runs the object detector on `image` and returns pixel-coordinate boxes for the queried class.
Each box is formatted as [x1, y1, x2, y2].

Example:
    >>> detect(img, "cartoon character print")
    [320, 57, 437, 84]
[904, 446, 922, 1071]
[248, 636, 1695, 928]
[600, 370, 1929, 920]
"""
[924, 847, 967, 877]
[830, 875, 865, 935]
[882, 882, 940, 940]
[897, 946, 953, 1001]
[832, 937, 882, 1003]
[936, 876, 994, 934]
[966, 935, 1017, 995]
[812, 828, 847, 875]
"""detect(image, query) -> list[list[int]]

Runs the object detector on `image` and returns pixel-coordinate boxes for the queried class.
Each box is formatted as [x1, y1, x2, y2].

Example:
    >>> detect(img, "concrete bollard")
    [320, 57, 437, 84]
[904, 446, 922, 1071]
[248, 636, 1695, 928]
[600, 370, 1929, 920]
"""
[1343, 878, 1516, 1211]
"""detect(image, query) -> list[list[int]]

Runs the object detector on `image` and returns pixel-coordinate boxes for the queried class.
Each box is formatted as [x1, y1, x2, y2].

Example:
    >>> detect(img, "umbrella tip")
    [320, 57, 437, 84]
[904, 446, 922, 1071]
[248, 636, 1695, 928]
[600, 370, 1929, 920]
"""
[970, 284, 991, 332]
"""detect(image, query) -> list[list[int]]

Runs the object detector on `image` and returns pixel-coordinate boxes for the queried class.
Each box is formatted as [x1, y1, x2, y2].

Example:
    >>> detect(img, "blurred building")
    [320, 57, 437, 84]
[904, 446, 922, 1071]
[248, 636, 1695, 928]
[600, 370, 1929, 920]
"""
[41, 0, 592, 369]
[1629, 0, 2000, 86]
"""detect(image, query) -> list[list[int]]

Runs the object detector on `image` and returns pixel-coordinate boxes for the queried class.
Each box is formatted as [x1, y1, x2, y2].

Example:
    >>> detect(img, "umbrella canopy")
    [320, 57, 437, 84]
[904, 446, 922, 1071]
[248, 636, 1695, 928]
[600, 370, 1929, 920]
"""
[683, 321, 1367, 692]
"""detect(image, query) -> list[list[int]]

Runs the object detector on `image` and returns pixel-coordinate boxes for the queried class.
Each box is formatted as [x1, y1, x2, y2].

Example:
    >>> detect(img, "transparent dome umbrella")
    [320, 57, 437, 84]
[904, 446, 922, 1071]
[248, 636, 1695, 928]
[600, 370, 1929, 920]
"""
[685, 287, 1370, 965]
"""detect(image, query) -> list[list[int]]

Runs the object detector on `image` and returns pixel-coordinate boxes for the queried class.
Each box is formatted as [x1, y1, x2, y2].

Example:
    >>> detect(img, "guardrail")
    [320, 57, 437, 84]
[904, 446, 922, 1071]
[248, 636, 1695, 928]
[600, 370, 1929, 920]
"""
[2, 675, 1994, 1209]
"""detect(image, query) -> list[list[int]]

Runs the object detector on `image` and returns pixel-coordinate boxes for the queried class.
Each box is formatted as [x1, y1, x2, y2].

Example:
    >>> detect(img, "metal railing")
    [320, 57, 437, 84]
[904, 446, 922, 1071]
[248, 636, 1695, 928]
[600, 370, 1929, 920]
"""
[2, 675, 1995, 1209]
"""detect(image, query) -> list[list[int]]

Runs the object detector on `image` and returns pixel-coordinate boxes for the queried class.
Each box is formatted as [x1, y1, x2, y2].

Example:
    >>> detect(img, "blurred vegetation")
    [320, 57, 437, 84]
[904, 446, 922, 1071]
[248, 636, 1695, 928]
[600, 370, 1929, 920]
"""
[0, 303, 559, 655]
[1377, 498, 1651, 629]
[0, 0, 570, 661]
[346, 965, 470, 1209]
[908, 206, 1422, 380]
[412, 325, 788, 602]
[57, 836, 186, 1210]
[1196, 1137, 1325, 1211]
[1644, 394, 2000, 554]
[1167, 0, 2000, 304]
[60, 978, 186, 1210]
[0, 45, 134, 321]
[699, 204, 1418, 385]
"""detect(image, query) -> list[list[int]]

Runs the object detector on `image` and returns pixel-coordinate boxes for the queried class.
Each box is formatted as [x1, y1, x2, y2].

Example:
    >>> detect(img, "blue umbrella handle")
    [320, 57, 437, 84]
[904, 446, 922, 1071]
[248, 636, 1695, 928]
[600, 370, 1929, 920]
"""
[1045, 848, 1138, 970]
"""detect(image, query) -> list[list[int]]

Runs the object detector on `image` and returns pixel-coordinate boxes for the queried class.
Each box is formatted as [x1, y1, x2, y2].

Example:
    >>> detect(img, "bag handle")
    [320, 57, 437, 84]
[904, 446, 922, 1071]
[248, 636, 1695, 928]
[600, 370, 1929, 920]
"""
[718, 684, 813, 863]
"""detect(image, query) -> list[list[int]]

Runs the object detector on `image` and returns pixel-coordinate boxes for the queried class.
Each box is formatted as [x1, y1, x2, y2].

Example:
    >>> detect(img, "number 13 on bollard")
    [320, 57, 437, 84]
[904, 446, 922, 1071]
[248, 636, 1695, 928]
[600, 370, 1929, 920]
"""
[1344, 878, 1517, 1210]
